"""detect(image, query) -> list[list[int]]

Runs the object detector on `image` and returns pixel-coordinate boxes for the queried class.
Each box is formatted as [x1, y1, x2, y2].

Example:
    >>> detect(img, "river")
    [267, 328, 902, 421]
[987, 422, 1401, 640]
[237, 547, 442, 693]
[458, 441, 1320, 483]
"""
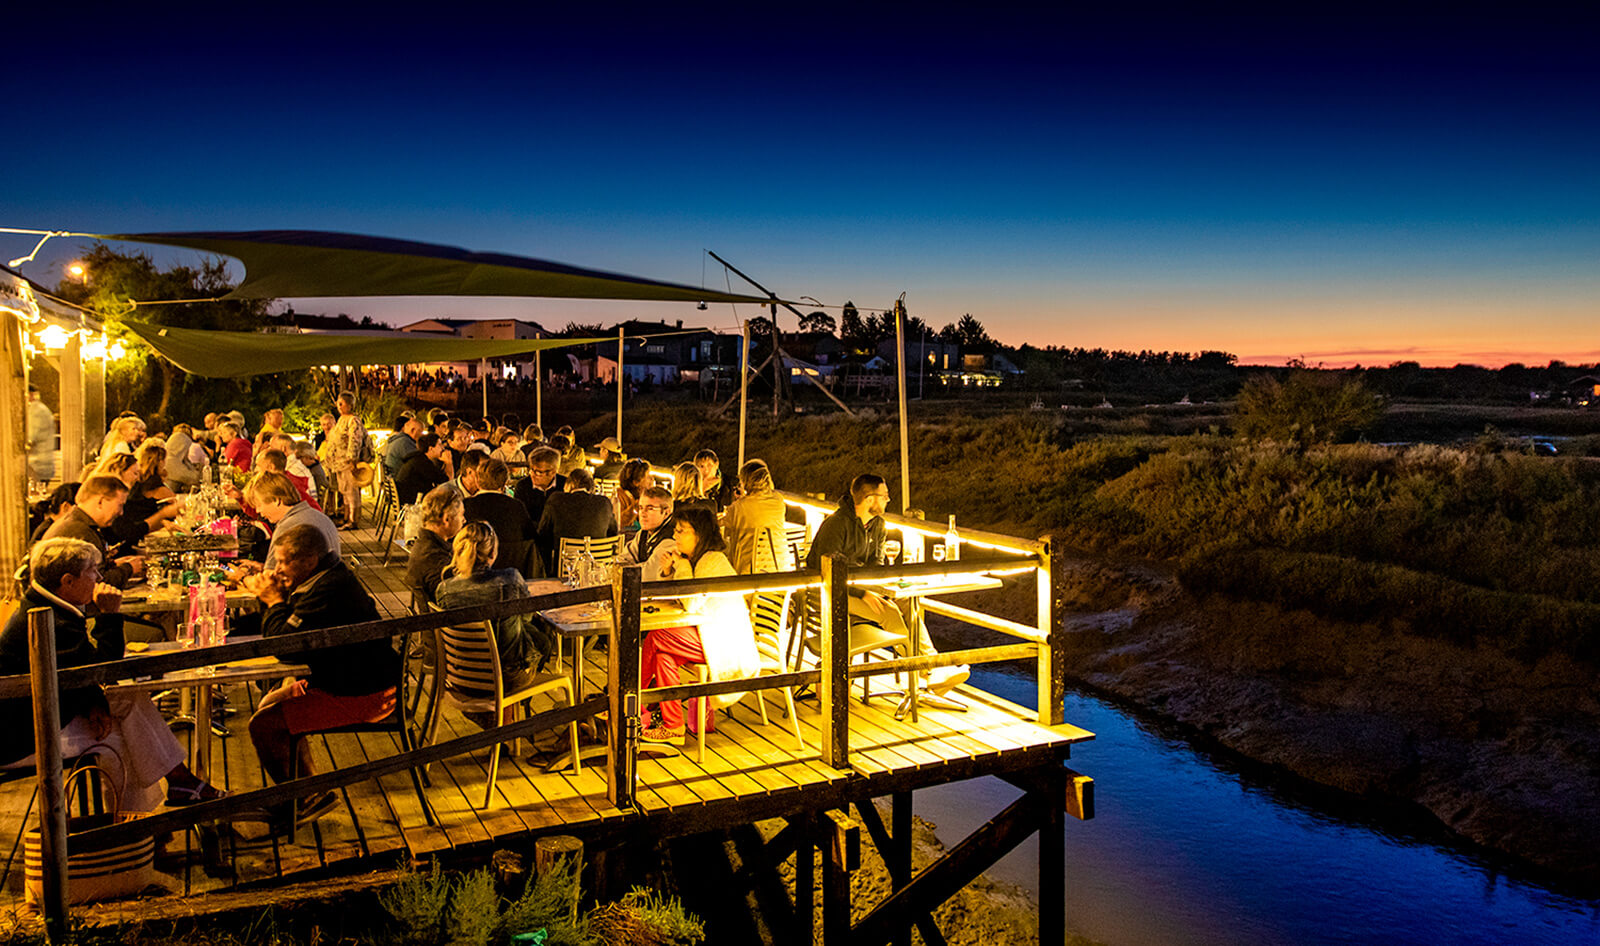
[910, 666, 1600, 945]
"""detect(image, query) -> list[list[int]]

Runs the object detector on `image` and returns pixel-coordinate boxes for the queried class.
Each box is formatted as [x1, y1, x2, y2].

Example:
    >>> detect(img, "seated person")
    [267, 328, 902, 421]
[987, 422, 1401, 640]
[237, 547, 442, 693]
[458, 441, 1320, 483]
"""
[217, 421, 252, 472]
[383, 414, 422, 478]
[462, 458, 535, 573]
[454, 447, 486, 499]
[42, 476, 144, 588]
[806, 474, 969, 697]
[618, 486, 677, 581]
[534, 468, 618, 577]
[397, 433, 450, 505]
[267, 435, 319, 500]
[435, 522, 555, 718]
[245, 525, 397, 826]
[511, 446, 564, 526]
[254, 447, 321, 510]
[640, 507, 759, 744]
[28, 481, 80, 545]
[407, 484, 463, 607]
[671, 461, 715, 518]
[249, 471, 341, 571]
[593, 436, 626, 481]
[93, 453, 180, 550]
[695, 449, 736, 512]
[722, 459, 793, 575]
[614, 458, 652, 531]
[551, 432, 586, 477]
[0, 538, 221, 809]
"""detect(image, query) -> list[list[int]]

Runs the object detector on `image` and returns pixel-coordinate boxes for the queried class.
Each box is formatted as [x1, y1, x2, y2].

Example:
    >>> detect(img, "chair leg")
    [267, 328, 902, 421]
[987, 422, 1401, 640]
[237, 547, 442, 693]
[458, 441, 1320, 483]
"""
[566, 685, 582, 776]
[784, 687, 804, 750]
[696, 669, 708, 764]
[484, 727, 501, 810]
[395, 709, 436, 824]
[756, 689, 771, 728]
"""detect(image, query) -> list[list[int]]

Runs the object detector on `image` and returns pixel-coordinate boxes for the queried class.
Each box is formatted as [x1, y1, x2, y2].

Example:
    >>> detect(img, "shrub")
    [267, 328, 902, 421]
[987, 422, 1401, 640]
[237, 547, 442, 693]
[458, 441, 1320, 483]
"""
[1234, 370, 1384, 444]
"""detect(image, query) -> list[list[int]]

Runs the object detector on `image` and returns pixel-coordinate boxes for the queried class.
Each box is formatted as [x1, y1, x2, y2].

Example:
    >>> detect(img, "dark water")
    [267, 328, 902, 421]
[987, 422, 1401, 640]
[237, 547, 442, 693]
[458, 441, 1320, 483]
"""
[911, 667, 1600, 946]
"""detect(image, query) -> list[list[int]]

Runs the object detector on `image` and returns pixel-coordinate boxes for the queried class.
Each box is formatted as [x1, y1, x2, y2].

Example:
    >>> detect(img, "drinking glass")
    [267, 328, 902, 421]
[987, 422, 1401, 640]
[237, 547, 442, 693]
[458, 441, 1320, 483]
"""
[883, 539, 902, 566]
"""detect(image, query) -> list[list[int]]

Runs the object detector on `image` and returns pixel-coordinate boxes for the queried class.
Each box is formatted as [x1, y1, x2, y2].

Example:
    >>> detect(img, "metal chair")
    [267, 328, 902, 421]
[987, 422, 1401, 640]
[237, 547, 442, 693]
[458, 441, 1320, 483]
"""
[435, 618, 581, 808]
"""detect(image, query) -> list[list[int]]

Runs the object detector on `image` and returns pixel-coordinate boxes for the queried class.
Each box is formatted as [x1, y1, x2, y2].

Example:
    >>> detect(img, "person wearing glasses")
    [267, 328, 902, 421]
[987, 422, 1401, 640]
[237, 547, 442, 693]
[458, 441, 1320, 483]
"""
[619, 487, 677, 581]
[806, 473, 969, 699]
[511, 446, 565, 524]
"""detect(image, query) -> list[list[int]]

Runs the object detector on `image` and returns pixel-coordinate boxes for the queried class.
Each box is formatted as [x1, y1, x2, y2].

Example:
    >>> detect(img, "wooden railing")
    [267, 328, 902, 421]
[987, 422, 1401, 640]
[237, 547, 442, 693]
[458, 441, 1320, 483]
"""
[4, 527, 1068, 927]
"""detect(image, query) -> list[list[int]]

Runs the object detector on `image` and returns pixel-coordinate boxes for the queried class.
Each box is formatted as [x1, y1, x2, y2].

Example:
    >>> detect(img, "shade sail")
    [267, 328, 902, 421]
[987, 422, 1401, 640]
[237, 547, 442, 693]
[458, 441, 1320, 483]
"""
[121, 319, 605, 379]
[100, 230, 779, 305]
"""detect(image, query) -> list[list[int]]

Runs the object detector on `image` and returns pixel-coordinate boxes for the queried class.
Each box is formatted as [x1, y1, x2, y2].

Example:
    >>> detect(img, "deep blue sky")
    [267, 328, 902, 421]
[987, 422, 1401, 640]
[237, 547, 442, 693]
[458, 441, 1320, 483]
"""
[7, 6, 1598, 365]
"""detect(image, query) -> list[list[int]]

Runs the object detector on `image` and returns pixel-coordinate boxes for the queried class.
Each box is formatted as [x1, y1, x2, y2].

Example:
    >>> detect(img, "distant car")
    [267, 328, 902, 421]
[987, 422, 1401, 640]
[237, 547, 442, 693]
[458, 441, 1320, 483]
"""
[1531, 440, 1558, 456]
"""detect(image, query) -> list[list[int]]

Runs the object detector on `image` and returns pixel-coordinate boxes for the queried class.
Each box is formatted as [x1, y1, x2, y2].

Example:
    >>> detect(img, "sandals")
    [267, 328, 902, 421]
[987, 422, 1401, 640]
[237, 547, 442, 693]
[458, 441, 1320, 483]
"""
[165, 779, 227, 806]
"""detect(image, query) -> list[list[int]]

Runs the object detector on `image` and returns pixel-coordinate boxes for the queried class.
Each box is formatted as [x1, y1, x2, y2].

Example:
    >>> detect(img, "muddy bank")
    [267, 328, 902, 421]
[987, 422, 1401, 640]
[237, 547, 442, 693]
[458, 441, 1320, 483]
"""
[947, 558, 1600, 889]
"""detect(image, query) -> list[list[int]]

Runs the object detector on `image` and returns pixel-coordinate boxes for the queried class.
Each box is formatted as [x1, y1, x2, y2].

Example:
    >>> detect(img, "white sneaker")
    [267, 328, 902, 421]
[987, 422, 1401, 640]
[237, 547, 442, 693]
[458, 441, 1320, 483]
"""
[926, 664, 970, 696]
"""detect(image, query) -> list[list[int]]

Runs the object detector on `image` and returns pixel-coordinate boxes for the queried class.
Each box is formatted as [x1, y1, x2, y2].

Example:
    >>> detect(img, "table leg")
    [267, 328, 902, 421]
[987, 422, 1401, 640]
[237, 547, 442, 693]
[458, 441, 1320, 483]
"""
[194, 683, 213, 780]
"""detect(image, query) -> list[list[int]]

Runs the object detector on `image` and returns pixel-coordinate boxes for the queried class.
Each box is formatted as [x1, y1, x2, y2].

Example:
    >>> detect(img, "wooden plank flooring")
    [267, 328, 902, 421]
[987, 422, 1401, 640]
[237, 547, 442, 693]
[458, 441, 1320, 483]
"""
[1, 520, 1092, 916]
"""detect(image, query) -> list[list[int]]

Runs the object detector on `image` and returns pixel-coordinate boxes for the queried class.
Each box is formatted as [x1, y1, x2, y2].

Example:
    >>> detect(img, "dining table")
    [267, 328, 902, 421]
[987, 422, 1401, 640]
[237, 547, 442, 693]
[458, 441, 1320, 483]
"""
[530, 579, 700, 763]
[109, 637, 308, 780]
[855, 571, 1003, 723]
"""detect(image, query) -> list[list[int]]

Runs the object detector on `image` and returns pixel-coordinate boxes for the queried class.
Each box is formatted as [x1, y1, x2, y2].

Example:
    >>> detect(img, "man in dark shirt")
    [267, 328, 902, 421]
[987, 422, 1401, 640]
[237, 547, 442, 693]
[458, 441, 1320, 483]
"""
[406, 484, 463, 606]
[534, 468, 618, 576]
[695, 449, 736, 511]
[246, 525, 397, 823]
[807, 473, 968, 698]
[511, 446, 565, 524]
[396, 433, 449, 504]
[462, 458, 535, 573]
[618, 486, 676, 580]
[42, 476, 144, 588]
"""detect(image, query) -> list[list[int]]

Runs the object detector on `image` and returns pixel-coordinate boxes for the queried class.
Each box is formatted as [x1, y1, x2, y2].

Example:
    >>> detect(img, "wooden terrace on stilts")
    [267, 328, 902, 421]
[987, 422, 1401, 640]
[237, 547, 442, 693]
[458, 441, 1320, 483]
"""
[1, 506, 1094, 944]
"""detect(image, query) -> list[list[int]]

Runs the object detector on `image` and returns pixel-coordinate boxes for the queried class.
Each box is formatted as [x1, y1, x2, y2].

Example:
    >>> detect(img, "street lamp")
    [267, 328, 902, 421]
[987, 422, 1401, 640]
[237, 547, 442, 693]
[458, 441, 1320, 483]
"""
[66, 262, 87, 284]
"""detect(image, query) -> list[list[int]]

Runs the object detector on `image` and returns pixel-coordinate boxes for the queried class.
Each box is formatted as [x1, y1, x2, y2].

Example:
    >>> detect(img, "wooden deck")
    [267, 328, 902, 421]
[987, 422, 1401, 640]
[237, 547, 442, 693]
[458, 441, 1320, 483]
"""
[0, 524, 1091, 918]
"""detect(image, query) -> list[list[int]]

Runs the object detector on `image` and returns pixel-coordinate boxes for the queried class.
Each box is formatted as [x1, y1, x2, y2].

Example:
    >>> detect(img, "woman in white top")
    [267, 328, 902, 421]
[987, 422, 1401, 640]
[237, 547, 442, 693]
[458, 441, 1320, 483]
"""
[639, 507, 759, 744]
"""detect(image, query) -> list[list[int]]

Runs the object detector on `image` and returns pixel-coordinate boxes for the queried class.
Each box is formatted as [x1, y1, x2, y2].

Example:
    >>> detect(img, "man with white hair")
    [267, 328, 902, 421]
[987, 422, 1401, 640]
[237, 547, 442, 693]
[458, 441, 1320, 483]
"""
[0, 538, 223, 808]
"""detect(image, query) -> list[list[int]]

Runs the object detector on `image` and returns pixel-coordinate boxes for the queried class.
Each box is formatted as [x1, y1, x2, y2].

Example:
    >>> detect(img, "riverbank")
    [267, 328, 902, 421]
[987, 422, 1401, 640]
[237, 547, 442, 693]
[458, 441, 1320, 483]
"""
[1008, 558, 1600, 889]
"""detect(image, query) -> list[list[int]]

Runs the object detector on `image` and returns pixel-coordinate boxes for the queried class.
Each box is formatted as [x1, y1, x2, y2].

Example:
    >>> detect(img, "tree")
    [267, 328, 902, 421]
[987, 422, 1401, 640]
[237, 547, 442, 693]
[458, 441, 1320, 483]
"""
[1234, 370, 1384, 444]
[955, 313, 992, 349]
[54, 244, 274, 422]
[798, 310, 836, 335]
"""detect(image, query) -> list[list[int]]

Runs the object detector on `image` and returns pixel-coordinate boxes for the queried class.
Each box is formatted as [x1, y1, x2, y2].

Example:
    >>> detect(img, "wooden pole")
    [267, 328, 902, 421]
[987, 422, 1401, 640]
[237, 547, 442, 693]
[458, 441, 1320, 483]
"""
[1, 311, 30, 582]
[892, 792, 915, 946]
[608, 565, 641, 809]
[615, 326, 624, 447]
[60, 332, 84, 481]
[1038, 766, 1066, 945]
[794, 813, 815, 943]
[818, 554, 850, 769]
[771, 303, 781, 419]
[821, 808, 859, 942]
[1036, 536, 1067, 727]
[737, 320, 749, 471]
[28, 607, 69, 938]
[535, 349, 543, 431]
[895, 298, 911, 512]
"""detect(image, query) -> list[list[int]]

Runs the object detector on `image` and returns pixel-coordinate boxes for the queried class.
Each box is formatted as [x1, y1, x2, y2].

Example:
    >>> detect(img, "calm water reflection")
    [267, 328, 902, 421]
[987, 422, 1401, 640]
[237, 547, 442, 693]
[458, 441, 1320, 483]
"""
[911, 668, 1599, 946]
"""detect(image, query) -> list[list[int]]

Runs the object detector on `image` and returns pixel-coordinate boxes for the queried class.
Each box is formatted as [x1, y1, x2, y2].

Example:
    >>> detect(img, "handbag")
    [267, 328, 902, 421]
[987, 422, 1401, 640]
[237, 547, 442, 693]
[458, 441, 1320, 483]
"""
[24, 744, 166, 906]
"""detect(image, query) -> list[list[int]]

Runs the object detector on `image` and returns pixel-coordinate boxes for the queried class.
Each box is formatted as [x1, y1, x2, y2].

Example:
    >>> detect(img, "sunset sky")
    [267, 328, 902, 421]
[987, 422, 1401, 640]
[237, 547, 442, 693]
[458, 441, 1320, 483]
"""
[5, 7, 1596, 367]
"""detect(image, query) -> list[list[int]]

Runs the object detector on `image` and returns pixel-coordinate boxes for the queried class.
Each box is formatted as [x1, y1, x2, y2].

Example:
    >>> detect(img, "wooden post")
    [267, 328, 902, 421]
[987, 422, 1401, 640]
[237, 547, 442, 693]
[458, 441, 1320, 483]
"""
[608, 565, 642, 809]
[615, 326, 624, 447]
[1, 309, 30, 583]
[794, 813, 815, 942]
[59, 332, 84, 481]
[737, 320, 749, 472]
[771, 303, 781, 419]
[83, 342, 105, 466]
[818, 554, 850, 769]
[534, 835, 584, 926]
[1038, 767, 1066, 946]
[534, 349, 543, 431]
[892, 792, 913, 946]
[894, 298, 911, 511]
[821, 808, 859, 942]
[28, 607, 69, 938]
[1036, 536, 1067, 726]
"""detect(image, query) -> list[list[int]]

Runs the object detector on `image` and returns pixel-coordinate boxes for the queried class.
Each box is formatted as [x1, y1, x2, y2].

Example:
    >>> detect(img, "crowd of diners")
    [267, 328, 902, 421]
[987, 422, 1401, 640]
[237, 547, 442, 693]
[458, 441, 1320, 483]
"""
[3, 394, 969, 837]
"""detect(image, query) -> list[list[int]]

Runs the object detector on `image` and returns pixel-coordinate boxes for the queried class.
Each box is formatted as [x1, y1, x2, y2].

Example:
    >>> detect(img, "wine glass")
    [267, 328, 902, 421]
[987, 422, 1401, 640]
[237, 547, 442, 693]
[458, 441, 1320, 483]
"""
[883, 539, 902, 567]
